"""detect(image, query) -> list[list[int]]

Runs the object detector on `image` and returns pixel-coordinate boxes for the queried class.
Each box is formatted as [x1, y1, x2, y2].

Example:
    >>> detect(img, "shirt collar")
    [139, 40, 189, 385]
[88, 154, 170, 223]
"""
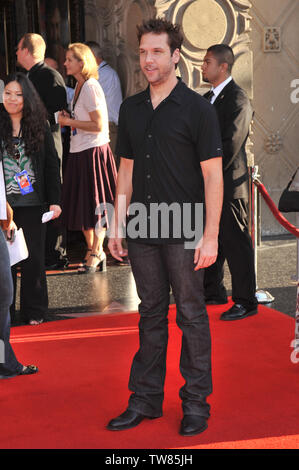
[28, 61, 44, 75]
[27, 61, 44, 77]
[136, 77, 185, 105]
[211, 76, 232, 100]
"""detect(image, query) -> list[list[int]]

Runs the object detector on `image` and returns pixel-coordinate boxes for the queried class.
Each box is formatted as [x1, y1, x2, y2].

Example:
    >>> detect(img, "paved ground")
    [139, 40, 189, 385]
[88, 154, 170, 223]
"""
[12, 236, 298, 326]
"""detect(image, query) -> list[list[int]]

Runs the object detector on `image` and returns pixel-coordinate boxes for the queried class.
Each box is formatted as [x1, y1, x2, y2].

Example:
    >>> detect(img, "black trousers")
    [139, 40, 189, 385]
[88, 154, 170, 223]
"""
[45, 128, 66, 266]
[10, 206, 48, 323]
[127, 241, 212, 418]
[204, 198, 257, 308]
[45, 218, 67, 265]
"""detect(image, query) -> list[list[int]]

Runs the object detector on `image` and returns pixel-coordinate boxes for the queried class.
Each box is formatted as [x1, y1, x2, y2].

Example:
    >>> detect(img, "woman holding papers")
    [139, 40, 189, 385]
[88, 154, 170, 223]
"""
[0, 72, 61, 325]
[0, 199, 38, 377]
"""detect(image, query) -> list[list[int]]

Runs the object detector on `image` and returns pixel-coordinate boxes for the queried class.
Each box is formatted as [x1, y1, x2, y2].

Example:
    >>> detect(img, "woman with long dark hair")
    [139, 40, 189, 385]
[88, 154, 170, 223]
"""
[58, 43, 117, 273]
[0, 72, 61, 325]
[0, 200, 38, 377]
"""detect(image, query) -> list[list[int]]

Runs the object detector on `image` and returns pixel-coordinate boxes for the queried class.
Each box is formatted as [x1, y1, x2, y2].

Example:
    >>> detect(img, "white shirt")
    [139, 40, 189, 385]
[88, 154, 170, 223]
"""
[70, 78, 110, 153]
[98, 61, 123, 125]
[210, 76, 232, 104]
[0, 161, 7, 220]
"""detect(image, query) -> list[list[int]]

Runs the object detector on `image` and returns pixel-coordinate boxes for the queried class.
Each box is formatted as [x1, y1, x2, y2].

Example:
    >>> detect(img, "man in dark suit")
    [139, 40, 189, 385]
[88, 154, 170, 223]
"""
[16, 33, 68, 269]
[202, 44, 258, 321]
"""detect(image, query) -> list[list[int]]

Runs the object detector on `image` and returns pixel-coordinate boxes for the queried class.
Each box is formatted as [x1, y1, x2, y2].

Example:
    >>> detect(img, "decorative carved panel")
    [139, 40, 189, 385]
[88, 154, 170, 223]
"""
[86, 0, 253, 102]
[263, 26, 281, 52]
[251, 0, 299, 235]
[154, 0, 252, 98]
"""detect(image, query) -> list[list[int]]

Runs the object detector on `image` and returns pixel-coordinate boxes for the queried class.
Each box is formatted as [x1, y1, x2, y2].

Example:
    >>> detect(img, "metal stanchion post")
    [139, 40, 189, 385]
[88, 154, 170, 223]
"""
[252, 165, 274, 303]
[290, 168, 299, 356]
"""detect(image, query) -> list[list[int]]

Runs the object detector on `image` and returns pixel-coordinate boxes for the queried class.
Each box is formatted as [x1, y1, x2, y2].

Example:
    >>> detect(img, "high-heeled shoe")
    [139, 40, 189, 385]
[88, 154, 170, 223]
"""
[77, 252, 107, 274]
[20, 365, 39, 375]
[29, 319, 44, 326]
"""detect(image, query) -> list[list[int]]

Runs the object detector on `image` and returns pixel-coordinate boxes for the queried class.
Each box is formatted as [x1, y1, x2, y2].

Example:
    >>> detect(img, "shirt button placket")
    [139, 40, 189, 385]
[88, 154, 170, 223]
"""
[146, 132, 153, 203]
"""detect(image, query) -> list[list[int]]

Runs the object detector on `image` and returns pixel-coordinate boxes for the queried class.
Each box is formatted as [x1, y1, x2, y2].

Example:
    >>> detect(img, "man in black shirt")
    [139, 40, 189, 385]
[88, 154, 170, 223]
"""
[16, 33, 68, 269]
[107, 18, 223, 437]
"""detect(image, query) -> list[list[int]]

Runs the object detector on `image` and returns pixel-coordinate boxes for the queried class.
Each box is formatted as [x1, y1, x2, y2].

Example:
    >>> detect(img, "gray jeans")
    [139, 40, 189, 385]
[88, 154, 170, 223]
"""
[127, 241, 212, 418]
[0, 228, 23, 378]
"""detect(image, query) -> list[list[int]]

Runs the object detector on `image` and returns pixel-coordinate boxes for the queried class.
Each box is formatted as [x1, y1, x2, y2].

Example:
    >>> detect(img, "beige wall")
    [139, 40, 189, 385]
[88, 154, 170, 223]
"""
[250, 0, 299, 235]
[84, 0, 299, 236]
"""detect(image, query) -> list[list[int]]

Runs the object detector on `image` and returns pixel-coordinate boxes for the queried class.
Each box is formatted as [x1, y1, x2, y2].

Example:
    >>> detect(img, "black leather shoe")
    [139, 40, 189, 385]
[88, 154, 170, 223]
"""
[205, 296, 228, 305]
[45, 258, 69, 270]
[106, 409, 159, 431]
[220, 303, 258, 321]
[179, 415, 208, 437]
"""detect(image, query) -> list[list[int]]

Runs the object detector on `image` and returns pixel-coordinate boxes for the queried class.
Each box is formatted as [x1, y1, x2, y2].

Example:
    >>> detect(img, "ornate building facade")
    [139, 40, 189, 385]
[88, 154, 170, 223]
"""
[1, 0, 298, 235]
[84, 0, 298, 236]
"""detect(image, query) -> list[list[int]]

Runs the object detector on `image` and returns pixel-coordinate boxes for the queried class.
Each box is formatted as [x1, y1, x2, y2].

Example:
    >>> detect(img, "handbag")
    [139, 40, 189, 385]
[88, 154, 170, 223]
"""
[278, 167, 299, 213]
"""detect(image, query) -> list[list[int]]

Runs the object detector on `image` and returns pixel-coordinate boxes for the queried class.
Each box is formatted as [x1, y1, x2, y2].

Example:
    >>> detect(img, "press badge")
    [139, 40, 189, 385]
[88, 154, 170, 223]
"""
[70, 110, 77, 135]
[14, 170, 34, 195]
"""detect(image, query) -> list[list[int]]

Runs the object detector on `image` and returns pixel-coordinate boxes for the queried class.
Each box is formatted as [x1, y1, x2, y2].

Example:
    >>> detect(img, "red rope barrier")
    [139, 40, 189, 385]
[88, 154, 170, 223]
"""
[254, 179, 299, 238]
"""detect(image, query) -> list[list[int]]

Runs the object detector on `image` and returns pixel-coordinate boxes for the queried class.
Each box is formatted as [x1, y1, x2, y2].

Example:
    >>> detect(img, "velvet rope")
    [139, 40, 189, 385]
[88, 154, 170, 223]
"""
[253, 179, 299, 238]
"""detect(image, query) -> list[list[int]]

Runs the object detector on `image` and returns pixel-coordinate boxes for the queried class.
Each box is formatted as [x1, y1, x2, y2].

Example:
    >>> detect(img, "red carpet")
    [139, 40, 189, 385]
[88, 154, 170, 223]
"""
[1, 302, 298, 449]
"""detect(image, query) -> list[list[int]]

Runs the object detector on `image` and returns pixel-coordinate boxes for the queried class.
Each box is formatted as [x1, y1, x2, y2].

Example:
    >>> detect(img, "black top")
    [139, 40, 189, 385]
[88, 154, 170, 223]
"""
[3, 138, 41, 207]
[116, 79, 222, 243]
[3, 125, 61, 209]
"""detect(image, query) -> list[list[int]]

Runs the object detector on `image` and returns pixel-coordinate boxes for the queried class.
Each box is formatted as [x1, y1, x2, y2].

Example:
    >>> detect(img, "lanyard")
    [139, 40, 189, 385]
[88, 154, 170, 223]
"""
[71, 81, 85, 116]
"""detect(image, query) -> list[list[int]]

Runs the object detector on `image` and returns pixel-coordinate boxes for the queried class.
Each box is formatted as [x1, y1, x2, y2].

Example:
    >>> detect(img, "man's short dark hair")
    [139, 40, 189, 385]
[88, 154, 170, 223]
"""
[85, 41, 103, 60]
[136, 17, 183, 55]
[207, 44, 234, 73]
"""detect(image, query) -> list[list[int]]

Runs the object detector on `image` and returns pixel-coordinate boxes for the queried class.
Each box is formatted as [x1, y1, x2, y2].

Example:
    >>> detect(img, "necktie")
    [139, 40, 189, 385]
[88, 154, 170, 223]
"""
[205, 90, 214, 102]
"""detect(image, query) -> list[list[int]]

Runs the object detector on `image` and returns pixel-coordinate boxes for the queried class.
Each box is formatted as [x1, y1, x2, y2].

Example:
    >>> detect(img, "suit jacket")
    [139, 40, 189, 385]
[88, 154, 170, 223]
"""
[28, 62, 67, 159]
[204, 79, 253, 200]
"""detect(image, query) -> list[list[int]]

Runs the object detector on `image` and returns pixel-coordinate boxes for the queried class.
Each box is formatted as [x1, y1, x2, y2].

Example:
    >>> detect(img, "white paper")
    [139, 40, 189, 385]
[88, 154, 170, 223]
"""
[0, 161, 7, 220]
[42, 211, 54, 223]
[6, 228, 29, 266]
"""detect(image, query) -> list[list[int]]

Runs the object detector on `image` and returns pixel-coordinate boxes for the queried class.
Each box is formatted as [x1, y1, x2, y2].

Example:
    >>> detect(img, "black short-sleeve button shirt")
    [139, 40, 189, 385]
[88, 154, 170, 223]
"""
[116, 79, 222, 243]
